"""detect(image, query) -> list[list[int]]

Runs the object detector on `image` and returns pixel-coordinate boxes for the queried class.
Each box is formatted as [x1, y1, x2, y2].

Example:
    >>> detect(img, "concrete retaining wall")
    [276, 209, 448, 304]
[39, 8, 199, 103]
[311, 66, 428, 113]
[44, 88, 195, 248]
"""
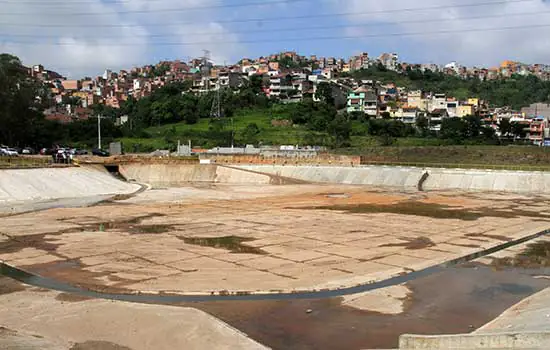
[119, 164, 274, 187]
[236, 165, 550, 193]
[0, 166, 140, 204]
[399, 332, 550, 349]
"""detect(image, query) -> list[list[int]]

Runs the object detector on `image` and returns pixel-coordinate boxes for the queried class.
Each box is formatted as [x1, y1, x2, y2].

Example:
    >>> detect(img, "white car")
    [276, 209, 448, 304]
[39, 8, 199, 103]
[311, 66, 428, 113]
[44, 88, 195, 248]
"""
[0, 147, 19, 157]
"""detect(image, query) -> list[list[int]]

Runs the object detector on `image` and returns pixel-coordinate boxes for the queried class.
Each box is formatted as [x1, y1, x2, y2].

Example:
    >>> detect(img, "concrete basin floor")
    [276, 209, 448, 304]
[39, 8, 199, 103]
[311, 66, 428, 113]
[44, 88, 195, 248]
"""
[1, 184, 550, 296]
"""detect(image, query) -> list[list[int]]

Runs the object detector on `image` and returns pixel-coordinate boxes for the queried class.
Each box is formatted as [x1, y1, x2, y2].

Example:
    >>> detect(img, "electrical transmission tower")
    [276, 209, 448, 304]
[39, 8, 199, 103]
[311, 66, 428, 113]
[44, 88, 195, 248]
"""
[210, 81, 221, 119]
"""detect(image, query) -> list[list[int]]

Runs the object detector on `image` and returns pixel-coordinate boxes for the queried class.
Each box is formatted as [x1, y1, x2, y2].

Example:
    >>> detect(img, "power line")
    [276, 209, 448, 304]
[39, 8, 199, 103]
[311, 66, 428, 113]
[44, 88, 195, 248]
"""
[0, 0, 312, 16]
[0, 0, 534, 18]
[4, 23, 550, 46]
[0, 0, 214, 4]
[3, 10, 547, 39]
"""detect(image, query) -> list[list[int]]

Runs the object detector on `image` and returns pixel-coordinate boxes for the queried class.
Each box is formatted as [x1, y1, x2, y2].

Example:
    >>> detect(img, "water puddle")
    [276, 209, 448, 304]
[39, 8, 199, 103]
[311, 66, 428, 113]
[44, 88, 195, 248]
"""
[179, 236, 266, 255]
[300, 201, 550, 221]
[380, 236, 436, 250]
[491, 241, 550, 268]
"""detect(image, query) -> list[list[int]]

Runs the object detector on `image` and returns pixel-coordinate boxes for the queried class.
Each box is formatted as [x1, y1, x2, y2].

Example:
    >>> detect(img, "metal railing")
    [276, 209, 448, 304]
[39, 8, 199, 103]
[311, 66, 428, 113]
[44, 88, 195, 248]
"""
[0, 156, 73, 169]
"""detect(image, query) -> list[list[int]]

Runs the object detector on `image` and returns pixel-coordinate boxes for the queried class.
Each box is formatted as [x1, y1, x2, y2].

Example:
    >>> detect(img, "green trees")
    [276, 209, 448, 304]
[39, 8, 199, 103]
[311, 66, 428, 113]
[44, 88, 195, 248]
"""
[240, 122, 261, 145]
[328, 114, 352, 147]
[416, 115, 430, 137]
[0, 54, 51, 146]
[315, 82, 335, 106]
[440, 115, 495, 143]
[352, 65, 550, 109]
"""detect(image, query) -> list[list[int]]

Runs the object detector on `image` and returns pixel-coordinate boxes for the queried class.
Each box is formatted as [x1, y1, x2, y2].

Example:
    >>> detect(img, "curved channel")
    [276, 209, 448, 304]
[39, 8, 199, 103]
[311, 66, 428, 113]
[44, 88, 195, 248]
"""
[2, 228, 548, 303]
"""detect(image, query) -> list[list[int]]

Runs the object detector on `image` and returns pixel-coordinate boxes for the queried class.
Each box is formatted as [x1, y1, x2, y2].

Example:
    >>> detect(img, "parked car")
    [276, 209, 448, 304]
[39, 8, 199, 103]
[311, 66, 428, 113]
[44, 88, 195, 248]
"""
[1, 147, 19, 156]
[74, 149, 89, 155]
[39, 148, 55, 155]
[92, 148, 110, 157]
[21, 147, 35, 155]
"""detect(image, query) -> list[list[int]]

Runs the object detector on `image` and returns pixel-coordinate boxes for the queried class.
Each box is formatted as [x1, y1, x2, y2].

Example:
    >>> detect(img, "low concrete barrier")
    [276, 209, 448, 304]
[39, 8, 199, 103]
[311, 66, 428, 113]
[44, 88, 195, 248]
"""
[399, 332, 550, 349]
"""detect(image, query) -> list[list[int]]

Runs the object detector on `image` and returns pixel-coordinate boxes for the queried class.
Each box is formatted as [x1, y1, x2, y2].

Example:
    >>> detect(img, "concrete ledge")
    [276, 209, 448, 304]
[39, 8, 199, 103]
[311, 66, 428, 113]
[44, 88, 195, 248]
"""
[399, 331, 550, 349]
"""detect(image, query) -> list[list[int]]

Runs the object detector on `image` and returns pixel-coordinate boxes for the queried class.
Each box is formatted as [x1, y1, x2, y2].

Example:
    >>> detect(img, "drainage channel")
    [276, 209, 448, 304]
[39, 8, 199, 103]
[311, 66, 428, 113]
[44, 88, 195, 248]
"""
[1, 228, 549, 303]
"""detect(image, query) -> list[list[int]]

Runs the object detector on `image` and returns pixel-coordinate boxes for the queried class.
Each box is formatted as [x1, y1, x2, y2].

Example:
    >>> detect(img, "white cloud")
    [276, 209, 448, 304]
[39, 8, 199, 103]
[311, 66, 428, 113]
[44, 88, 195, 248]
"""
[0, 0, 244, 77]
[334, 0, 550, 66]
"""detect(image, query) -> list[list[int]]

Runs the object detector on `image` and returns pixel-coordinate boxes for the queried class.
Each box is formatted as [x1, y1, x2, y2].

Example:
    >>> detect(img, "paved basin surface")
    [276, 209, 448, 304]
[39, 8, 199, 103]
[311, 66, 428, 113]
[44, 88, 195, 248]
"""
[1, 185, 550, 296]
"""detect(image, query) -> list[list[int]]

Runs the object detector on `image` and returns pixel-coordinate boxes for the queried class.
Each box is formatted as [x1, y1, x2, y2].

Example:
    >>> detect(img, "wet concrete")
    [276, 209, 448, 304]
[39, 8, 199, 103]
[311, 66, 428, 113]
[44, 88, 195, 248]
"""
[185, 264, 550, 350]
[0, 276, 25, 295]
[55, 293, 93, 303]
[70, 341, 133, 350]
[180, 236, 267, 255]
[304, 201, 550, 221]
[380, 236, 436, 250]
[491, 241, 550, 268]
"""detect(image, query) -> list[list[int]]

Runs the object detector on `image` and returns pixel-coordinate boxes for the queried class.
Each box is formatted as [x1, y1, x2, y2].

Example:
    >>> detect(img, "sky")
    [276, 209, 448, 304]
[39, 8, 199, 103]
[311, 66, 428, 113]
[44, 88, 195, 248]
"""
[1, 0, 550, 78]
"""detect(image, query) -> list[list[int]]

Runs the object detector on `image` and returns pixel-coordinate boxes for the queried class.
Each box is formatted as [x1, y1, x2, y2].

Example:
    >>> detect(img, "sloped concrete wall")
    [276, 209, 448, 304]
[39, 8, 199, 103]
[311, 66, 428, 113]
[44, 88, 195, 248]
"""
[119, 164, 272, 187]
[0, 166, 140, 204]
[237, 165, 425, 189]
[237, 165, 550, 193]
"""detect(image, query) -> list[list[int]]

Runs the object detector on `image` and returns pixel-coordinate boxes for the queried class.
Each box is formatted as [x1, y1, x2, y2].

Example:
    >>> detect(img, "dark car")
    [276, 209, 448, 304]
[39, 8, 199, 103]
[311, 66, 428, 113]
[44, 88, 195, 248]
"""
[92, 149, 110, 157]
[74, 149, 89, 155]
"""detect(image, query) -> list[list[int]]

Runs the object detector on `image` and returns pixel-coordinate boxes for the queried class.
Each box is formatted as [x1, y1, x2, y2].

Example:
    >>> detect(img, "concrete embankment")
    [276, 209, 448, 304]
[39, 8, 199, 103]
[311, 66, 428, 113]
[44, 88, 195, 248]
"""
[0, 166, 140, 212]
[118, 163, 293, 187]
[237, 165, 550, 193]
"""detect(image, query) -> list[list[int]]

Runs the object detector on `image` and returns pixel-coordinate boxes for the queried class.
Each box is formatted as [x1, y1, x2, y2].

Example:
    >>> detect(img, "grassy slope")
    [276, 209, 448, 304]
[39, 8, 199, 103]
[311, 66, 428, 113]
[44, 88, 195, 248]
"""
[120, 108, 328, 151]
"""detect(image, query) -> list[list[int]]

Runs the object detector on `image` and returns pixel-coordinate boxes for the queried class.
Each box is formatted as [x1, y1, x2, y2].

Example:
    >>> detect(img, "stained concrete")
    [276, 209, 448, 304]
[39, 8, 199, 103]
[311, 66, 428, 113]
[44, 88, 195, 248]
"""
[0, 288, 268, 350]
[118, 164, 277, 187]
[237, 165, 550, 194]
[0, 166, 140, 208]
[2, 185, 549, 296]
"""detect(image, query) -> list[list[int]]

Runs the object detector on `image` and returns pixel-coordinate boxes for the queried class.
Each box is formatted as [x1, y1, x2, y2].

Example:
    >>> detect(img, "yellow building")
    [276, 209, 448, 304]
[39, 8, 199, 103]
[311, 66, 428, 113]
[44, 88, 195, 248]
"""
[467, 98, 480, 107]
[73, 91, 88, 99]
[458, 105, 474, 117]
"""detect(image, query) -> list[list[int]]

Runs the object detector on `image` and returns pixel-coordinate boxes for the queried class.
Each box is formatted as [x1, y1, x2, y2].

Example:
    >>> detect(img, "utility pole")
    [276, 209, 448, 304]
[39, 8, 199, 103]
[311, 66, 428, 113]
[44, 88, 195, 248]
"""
[97, 114, 102, 149]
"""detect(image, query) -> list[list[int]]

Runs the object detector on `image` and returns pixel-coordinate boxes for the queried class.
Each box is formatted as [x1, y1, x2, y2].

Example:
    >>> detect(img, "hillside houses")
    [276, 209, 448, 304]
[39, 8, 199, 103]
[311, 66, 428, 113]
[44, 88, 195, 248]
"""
[28, 50, 550, 144]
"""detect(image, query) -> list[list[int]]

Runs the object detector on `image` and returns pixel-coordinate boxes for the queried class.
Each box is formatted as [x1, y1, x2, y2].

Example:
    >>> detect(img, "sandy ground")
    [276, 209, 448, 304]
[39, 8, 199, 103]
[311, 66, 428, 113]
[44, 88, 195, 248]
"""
[1, 185, 550, 297]
[0, 277, 267, 350]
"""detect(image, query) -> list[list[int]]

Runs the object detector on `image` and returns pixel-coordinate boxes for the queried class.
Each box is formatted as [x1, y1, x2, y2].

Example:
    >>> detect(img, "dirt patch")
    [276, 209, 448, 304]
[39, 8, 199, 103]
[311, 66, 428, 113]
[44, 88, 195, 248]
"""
[380, 237, 436, 250]
[300, 201, 550, 221]
[447, 243, 481, 248]
[55, 292, 93, 303]
[179, 236, 267, 255]
[491, 241, 550, 268]
[111, 194, 133, 201]
[70, 341, 133, 350]
[0, 233, 62, 255]
[302, 202, 482, 221]
[23, 260, 132, 294]
[0, 276, 26, 295]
